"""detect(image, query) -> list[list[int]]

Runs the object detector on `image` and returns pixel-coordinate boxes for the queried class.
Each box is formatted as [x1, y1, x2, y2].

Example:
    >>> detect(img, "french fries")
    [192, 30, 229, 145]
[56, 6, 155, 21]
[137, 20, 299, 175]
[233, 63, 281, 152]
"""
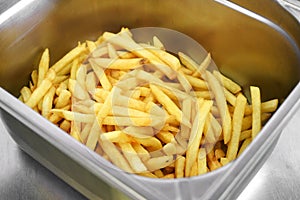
[19, 28, 279, 178]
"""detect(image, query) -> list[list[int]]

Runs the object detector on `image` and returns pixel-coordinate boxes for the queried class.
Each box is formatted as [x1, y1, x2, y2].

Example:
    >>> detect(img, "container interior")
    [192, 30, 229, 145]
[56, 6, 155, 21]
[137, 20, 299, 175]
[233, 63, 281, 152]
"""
[1, 0, 300, 199]
[0, 0, 299, 102]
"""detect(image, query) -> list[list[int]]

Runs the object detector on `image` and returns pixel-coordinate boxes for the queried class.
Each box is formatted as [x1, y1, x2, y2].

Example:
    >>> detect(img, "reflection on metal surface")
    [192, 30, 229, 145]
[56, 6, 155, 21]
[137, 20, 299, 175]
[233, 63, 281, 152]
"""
[238, 108, 300, 200]
[0, 0, 36, 25]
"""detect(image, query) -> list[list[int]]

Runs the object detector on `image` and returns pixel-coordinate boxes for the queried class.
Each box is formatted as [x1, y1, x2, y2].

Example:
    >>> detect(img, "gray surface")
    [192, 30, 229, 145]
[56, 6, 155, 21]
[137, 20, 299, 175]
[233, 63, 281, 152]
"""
[1, 1, 300, 200]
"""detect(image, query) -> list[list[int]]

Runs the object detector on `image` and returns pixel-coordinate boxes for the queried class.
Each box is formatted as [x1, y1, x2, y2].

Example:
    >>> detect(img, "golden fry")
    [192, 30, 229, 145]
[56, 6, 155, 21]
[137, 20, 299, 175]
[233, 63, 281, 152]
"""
[175, 156, 185, 178]
[206, 70, 232, 144]
[185, 100, 212, 177]
[37, 48, 50, 86]
[198, 148, 207, 175]
[250, 86, 261, 139]
[226, 93, 247, 161]
[51, 44, 86, 73]
[213, 70, 241, 94]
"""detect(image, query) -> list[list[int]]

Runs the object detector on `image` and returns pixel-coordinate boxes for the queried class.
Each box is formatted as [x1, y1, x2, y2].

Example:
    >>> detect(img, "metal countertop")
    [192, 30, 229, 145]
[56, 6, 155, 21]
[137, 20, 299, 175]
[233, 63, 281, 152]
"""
[1, 1, 300, 200]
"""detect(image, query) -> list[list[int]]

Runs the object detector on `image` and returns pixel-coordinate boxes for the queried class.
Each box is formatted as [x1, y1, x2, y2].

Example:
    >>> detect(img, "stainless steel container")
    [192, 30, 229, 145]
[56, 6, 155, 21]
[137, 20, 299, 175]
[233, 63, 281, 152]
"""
[0, 0, 299, 199]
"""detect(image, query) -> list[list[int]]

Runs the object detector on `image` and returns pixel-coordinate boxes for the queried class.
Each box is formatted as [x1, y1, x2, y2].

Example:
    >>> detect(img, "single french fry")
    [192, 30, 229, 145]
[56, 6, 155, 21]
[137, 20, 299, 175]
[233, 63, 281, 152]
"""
[134, 137, 162, 152]
[237, 138, 252, 157]
[90, 58, 148, 70]
[250, 86, 261, 139]
[192, 91, 213, 99]
[239, 129, 252, 141]
[220, 157, 230, 166]
[70, 122, 82, 143]
[198, 148, 207, 175]
[242, 113, 271, 131]
[175, 155, 185, 178]
[184, 74, 208, 90]
[51, 44, 86, 73]
[209, 113, 222, 141]
[203, 114, 216, 144]
[81, 123, 92, 144]
[227, 93, 247, 161]
[224, 88, 237, 106]
[20, 86, 32, 103]
[194, 53, 212, 76]
[153, 36, 165, 50]
[92, 45, 108, 58]
[107, 43, 119, 59]
[123, 126, 154, 138]
[150, 84, 190, 128]
[213, 70, 242, 94]
[90, 59, 112, 91]
[177, 71, 193, 92]
[185, 100, 212, 177]
[60, 120, 71, 133]
[57, 62, 72, 76]
[86, 40, 97, 53]
[75, 65, 87, 90]
[153, 169, 164, 178]
[116, 50, 136, 59]
[85, 72, 97, 93]
[51, 109, 95, 123]
[53, 75, 68, 84]
[70, 58, 80, 80]
[100, 131, 132, 143]
[41, 86, 56, 117]
[55, 89, 71, 108]
[156, 131, 175, 144]
[145, 155, 175, 171]
[31, 70, 38, 89]
[206, 70, 232, 144]
[180, 66, 193, 75]
[244, 99, 278, 115]
[26, 78, 53, 108]
[111, 105, 150, 118]
[86, 120, 102, 150]
[190, 161, 198, 177]
[123, 89, 141, 100]
[113, 94, 146, 111]
[141, 43, 181, 71]
[163, 143, 177, 156]
[48, 113, 62, 124]
[37, 48, 50, 86]
[119, 143, 147, 173]
[102, 116, 152, 126]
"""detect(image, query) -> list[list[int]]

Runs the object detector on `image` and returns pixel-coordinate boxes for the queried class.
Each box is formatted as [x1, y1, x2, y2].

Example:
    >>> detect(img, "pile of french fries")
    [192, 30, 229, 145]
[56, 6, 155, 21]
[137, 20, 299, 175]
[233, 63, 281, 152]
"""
[19, 28, 278, 178]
